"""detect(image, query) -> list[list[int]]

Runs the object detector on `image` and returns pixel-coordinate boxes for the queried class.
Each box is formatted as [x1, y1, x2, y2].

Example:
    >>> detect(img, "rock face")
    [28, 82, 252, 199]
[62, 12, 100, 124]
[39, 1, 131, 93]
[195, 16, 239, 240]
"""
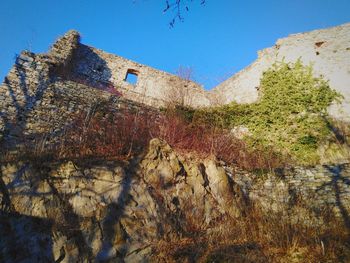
[1, 24, 350, 262]
[212, 22, 350, 120]
[1, 139, 349, 262]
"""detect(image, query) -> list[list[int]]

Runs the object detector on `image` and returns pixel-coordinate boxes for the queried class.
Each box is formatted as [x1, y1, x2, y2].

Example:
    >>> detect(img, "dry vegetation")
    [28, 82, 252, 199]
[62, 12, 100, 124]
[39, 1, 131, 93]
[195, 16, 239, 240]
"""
[151, 201, 350, 262]
[1, 61, 350, 262]
[1, 106, 349, 262]
[29, 105, 347, 262]
[17, 104, 287, 171]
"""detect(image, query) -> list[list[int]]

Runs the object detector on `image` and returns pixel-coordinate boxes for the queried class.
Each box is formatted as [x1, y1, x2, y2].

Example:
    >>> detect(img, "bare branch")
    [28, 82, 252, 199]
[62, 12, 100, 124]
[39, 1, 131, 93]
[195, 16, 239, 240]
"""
[163, 0, 206, 27]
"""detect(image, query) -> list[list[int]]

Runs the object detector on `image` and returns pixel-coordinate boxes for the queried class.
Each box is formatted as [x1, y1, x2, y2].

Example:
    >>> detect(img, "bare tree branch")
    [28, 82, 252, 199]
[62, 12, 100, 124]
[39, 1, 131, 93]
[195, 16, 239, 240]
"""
[163, 0, 206, 27]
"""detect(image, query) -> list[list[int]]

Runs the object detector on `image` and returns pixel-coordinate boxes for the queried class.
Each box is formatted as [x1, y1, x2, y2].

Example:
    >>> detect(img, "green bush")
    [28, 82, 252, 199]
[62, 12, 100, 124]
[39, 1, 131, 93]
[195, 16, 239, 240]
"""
[194, 60, 342, 164]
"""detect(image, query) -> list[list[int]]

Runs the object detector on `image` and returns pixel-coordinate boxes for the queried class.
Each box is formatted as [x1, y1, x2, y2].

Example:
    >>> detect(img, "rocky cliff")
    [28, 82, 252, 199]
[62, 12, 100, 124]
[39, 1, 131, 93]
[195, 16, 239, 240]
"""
[1, 139, 349, 262]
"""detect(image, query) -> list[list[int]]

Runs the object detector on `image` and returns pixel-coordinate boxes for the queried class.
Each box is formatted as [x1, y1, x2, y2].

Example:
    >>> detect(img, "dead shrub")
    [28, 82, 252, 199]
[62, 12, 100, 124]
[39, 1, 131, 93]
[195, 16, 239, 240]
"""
[157, 110, 287, 170]
[58, 110, 158, 160]
[6, 101, 288, 170]
[7, 104, 287, 170]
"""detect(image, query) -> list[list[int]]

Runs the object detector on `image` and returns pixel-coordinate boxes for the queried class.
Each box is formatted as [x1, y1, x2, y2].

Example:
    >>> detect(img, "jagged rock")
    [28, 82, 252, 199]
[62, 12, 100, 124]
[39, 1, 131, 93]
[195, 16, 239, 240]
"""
[203, 159, 240, 217]
[0, 139, 350, 261]
[141, 138, 182, 188]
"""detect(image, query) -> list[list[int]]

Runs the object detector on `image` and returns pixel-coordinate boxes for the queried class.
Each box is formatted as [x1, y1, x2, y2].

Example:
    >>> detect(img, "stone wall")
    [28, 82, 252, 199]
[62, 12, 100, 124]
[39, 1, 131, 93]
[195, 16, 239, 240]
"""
[1, 23, 349, 146]
[229, 163, 350, 218]
[0, 31, 81, 140]
[212, 22, 350, 121]
[0, 30, 216, 152]
[69, 44, 213, 107]
[0, 31, 160, 152]
[0, 77, 157, 153]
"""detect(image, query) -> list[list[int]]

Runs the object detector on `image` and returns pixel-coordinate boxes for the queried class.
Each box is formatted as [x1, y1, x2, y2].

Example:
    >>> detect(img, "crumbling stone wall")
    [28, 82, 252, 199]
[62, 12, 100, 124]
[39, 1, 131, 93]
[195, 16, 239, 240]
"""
[0, 31, 80, 139]
[0, 30, 214, 149]
[0, 76, 156, 152]
[0, 31, 158, 152]
[69, 44, 213, 107]
[212, 22, 350, 121]
[229, 163, 350, 218]
[2, 23, 349, 147]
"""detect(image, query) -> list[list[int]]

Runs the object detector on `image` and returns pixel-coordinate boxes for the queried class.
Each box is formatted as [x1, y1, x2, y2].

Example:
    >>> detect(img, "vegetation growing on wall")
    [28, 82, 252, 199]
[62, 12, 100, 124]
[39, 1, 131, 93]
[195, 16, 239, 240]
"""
[193, 60, 343, 164]
[50, 105, 285, 170]
[1, 59, 346, 167]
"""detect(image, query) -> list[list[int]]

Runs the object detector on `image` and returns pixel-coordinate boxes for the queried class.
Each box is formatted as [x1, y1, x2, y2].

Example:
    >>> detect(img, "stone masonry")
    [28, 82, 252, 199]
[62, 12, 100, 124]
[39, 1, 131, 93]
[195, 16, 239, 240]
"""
[69, 43, 214, 107]
[0, 21, 350, 263]
[1, 23, 349, 145]
[212, 22, 350, 121]
[0, 31, 159, 151]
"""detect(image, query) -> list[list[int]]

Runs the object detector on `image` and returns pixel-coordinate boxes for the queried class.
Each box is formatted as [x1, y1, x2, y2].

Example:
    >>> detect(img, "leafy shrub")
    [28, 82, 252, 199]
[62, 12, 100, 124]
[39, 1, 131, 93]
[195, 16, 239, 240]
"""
[194, 60, 343, 164]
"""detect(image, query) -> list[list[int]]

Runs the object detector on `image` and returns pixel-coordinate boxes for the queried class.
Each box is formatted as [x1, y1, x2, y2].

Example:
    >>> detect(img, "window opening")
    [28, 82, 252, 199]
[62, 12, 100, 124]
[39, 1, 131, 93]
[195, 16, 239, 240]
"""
[125, 69, 139, 85]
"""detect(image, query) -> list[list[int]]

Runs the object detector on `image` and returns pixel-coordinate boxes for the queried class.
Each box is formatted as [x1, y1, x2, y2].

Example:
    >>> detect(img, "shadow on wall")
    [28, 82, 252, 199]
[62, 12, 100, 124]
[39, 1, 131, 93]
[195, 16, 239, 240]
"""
[0, 52, 51, 151]
[323, 116, 349, 147]
[0, 45, 118, 155]
[0, 211, 55, 262]
[0, 44, 146, 261]
[66, 45, 117, 93]
[0, 157, 141, 262]
[317, 164, 350, 235]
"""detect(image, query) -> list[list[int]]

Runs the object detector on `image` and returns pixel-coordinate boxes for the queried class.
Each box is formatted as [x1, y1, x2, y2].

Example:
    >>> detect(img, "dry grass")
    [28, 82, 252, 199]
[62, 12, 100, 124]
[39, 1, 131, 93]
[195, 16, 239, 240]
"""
[0, 104, 288, 170]
[1, 104, 349, 262]
[33, 107, 287, 170]
[158, 110, 288, 170]
[151, 202, 350, 262]
[58, 110, 157, 159]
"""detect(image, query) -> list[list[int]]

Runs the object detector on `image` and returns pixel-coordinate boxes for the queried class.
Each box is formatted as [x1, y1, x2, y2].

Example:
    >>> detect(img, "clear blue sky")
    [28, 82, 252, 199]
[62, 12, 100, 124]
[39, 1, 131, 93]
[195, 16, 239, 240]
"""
[1, 0, 349, 89]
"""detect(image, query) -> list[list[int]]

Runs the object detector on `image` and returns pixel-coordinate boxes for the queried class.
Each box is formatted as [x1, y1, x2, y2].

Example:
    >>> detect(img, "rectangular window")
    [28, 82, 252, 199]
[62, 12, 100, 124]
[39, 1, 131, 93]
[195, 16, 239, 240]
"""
[125, 69, 139, 85]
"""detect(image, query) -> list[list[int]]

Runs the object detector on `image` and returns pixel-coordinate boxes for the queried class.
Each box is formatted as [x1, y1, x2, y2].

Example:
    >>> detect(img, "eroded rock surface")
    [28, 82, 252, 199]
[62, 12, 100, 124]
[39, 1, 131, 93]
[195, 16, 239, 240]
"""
[1, 139, 350, 262]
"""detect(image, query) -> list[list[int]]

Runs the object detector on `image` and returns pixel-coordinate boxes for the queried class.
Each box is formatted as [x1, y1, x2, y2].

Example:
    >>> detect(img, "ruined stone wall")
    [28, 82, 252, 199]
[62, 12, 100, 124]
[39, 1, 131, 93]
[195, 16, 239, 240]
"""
[212, 22, 350, 121]
[3, 23, 349, 147]
[0, 31, 158, 152]
[0, 31, 80, 138]
[69, 44, 213, 107]
[229, 163, 350, 217]
[0, 76, 156, 152]
[0, 30, 215, 150]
